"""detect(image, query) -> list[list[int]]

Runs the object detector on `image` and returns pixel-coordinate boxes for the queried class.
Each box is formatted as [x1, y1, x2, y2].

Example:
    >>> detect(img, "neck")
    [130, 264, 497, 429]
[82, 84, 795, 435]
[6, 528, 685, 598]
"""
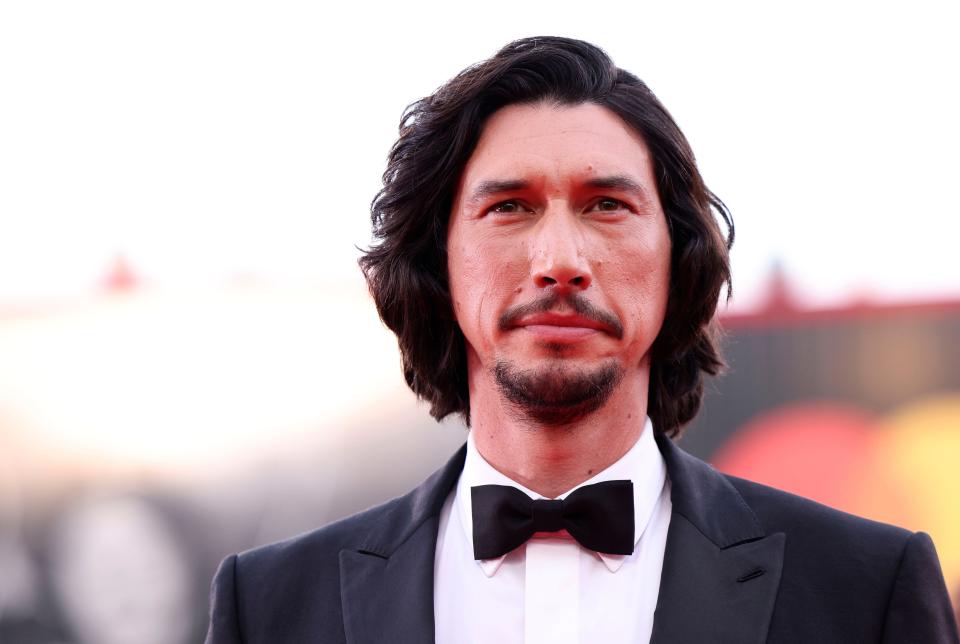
[468, 366, 650, 499]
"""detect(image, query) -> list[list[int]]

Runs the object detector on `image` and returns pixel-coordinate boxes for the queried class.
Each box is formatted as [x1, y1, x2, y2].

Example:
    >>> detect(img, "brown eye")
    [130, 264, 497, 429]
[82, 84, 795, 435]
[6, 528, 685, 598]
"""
[595, 198, 623, 211]
[491, 201, 524, 214]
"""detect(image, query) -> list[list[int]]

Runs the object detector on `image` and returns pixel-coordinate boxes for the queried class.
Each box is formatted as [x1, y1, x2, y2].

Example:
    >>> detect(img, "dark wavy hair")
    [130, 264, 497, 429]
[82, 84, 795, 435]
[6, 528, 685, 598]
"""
[359, 36, 733, 437]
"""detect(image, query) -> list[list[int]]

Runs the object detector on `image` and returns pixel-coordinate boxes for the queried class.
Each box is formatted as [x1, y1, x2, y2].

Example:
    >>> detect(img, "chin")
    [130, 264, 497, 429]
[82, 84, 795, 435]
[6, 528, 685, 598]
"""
[492, 357, 623, 426]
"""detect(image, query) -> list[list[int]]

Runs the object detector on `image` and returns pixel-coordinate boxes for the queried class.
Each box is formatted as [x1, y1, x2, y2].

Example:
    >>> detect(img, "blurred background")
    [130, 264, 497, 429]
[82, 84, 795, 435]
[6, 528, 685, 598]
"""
[1, 0, 958, 641]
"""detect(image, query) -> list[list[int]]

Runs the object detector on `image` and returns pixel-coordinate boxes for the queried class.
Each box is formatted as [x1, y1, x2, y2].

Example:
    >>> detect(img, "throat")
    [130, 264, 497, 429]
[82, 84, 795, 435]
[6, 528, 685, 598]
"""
[472, 416, 643, 499]
[467, 355, 650, 498]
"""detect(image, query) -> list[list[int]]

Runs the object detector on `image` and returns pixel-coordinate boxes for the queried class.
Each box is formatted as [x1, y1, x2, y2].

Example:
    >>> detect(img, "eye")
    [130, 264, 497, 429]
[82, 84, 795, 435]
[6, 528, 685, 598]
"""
[590, 198, 628, 213]
[488, 200, 530, 215]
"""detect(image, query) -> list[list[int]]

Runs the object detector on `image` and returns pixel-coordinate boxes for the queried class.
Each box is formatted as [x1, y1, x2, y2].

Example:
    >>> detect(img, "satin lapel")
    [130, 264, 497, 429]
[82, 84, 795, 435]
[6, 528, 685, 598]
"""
[338, 444, 466, 644]
[651, 435, 786, 644]
[340, 517, 439, 644]
[650, 515, 785, 644]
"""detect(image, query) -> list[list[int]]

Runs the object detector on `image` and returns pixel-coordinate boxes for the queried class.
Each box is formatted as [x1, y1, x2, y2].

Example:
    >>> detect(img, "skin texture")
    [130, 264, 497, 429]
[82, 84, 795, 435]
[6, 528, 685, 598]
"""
[447, 102, 672, 498]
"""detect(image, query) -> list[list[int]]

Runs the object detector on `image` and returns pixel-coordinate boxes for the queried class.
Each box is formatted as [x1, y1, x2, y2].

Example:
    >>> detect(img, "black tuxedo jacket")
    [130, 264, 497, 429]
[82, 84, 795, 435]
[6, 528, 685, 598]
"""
[206, 434, 959, 643]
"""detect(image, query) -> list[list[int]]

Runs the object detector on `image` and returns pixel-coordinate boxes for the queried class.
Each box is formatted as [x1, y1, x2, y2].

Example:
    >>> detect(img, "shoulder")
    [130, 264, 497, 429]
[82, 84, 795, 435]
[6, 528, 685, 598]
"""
[724, 475, 959, 640]
[235, 494, 405, 581]
[205, 496, 409, 644]
[726, 473, 911, 546]
[659, 433, 912, 560]
[228, 443, 465, 598]
[724, 473, 914, 578]
[724, 476, 907, 598]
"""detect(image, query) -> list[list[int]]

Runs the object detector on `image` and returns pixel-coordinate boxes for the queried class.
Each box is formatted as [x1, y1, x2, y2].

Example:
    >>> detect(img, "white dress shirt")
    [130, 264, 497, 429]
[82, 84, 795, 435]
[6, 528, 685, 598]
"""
[434, 417, 672, 644]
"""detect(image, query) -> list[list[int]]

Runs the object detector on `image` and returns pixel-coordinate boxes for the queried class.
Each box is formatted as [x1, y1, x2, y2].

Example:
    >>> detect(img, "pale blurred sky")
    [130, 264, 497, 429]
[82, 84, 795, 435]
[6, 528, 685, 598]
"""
[1, 0, 958, 309]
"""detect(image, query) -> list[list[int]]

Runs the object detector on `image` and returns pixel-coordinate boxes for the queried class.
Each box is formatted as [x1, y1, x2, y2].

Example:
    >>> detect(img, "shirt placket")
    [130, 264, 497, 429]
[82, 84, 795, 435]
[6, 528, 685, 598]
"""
[524, 536, 580, 644]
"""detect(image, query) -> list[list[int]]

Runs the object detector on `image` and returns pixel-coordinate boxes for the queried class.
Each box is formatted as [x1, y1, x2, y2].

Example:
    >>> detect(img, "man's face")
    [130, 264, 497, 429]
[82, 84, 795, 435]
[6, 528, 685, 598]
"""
[447, 102, 671, 423]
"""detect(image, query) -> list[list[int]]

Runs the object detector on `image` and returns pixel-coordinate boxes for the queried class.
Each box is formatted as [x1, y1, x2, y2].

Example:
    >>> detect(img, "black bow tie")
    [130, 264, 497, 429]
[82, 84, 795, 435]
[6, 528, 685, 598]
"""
[471, 480, 635, 560]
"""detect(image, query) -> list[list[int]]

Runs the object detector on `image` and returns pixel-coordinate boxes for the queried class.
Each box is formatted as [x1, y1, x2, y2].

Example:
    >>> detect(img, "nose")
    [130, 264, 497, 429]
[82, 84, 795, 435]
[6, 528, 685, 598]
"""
[529, 209, 592, 292]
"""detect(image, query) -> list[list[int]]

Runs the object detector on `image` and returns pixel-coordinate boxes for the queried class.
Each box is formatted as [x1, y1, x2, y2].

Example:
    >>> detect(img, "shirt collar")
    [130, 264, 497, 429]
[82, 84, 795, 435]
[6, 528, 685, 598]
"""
[455, 416, 667, 576]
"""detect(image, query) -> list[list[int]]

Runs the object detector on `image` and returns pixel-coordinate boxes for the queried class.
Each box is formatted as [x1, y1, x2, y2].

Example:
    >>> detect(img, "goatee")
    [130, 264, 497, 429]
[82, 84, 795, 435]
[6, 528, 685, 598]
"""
[493, 359, 622, 426]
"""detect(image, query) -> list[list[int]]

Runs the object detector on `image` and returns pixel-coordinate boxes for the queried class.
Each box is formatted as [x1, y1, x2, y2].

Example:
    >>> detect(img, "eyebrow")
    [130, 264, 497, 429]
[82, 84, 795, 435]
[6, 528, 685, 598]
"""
[466, 179, 531, 205]
[583, 175, 651, 200]
[466, 175, 653, 205]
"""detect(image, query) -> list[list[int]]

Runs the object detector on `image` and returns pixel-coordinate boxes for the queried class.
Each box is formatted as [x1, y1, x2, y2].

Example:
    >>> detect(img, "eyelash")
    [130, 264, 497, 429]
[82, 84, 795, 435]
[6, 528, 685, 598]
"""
[486, 198, 631, 215]
[590, 198, 629, 212]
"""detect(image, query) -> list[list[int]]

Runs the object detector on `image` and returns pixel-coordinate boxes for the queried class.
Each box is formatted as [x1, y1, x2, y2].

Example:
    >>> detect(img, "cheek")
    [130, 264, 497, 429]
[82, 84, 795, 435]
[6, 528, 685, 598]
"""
[605, 239, 671, 336]
[448, 251, 480, 321]
[448, 241, 525, 336]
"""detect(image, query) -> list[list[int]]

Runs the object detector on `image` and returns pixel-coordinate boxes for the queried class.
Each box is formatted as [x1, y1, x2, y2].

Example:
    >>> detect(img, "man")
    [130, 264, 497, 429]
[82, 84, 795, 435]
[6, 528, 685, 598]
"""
[206, 37, 959, 643]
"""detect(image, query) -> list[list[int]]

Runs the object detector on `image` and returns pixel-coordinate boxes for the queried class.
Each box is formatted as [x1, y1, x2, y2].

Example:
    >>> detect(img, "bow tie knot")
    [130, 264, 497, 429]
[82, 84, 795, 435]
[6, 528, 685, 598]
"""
[471, 480, 635, 560]
[531, 499, 565, 532]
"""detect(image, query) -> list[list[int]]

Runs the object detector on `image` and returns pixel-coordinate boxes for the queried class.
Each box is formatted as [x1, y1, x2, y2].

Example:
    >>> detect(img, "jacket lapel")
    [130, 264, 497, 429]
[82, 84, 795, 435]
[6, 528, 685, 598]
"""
[651, 435, 785, 644]
[339, 435, 786, 644]
[339, 446, 466, 644]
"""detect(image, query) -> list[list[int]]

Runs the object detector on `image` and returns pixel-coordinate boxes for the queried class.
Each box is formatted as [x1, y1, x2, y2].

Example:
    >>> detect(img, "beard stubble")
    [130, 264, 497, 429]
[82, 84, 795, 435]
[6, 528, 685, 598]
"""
[493, 358, 623, 426]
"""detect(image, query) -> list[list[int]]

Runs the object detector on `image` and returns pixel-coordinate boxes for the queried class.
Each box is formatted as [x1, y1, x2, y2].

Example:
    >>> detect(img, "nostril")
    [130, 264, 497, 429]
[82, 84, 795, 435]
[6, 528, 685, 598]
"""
[570, 276, 584, 286]
[541, 276, 557, 285]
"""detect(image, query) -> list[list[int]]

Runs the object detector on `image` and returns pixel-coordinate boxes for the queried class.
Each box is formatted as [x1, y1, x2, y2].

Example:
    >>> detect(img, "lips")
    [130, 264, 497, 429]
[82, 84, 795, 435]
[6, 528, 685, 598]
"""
[516, 312, 610, 332]
[512, 312, 614, 341]
[498, 293, 625, 340]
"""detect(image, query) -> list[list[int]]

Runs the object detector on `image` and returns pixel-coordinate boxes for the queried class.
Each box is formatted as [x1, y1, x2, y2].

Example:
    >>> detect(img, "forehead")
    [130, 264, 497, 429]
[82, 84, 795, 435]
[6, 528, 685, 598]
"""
[459, 102, 655, 188]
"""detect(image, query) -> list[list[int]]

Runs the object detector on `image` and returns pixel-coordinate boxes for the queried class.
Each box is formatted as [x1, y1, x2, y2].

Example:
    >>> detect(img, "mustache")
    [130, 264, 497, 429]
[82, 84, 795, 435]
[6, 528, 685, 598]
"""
[497, 292, 624, 340]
